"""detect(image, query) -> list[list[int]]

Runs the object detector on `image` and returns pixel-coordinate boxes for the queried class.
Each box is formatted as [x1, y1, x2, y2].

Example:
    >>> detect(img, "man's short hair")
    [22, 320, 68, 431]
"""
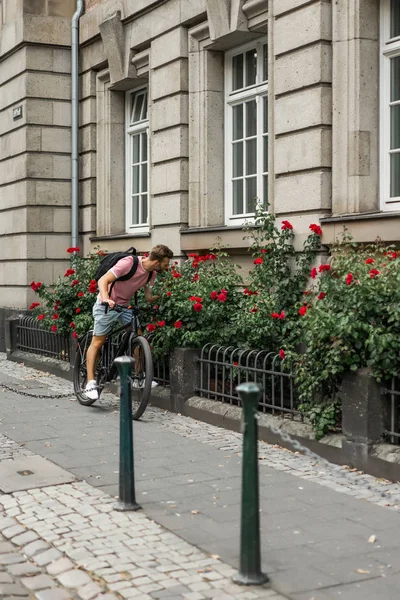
[150, 245, 173, 261]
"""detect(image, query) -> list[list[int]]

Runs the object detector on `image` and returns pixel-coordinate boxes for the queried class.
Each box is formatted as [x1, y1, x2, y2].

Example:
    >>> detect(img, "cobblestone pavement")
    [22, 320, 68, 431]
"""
[1, 355, 400, 599]
[0, 483, 280, 600]
[1, 354, 399, 510]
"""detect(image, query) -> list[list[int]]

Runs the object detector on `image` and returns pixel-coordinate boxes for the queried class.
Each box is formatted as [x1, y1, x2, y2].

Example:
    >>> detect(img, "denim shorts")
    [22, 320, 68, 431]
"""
[92, 303, 132, 336]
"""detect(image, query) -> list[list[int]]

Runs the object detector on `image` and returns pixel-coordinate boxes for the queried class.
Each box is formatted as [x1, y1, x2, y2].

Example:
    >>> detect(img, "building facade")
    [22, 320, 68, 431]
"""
[0, 0, 398, 311]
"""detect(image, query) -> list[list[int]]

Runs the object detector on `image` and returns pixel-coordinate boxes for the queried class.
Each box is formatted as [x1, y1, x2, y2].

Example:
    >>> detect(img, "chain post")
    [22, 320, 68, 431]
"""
[233, 382, 269, 587]
[113, 356, 141, 512]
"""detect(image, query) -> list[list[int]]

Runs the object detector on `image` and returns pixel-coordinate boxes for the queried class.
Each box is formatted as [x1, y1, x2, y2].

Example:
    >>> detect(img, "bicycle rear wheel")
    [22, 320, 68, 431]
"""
[127, 335, 153, 420]
[73, 332, 104, 406]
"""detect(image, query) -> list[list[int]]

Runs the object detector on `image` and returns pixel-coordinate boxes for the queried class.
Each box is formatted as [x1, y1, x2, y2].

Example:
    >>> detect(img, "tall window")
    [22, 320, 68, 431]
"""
[225, 40, 267, 224]
[125, 88, 149, 231]
[381, 0, 400, 210]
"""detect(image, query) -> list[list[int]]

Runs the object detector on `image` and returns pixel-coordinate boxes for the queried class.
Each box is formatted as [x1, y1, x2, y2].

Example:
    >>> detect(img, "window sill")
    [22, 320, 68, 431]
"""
[90, 232, 151, 242]
[320, 210, 400, 223]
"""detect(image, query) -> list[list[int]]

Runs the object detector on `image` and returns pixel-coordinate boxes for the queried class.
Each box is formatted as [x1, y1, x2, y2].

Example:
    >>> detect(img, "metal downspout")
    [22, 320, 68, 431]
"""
[71, 1, 84, 249]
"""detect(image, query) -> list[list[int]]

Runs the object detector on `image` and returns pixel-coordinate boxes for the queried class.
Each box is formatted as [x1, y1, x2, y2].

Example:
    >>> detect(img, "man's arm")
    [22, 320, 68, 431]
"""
[144, 285, 160, 304]
[98, 271, 117, 307]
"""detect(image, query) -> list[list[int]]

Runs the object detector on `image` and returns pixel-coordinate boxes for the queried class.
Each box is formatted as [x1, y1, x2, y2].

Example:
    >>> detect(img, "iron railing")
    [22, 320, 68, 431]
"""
[17, 316, 70, 362]
[197, 344, 302, 419]
[153, 354, 170, 386]
[384, 377, 400, 445]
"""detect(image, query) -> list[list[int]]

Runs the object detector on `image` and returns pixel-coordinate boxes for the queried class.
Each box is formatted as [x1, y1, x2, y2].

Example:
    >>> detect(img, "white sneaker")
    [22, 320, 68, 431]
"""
[151, 381, 158, 388]
[131, 379, 158, 389]
[85, 380, 99, 401]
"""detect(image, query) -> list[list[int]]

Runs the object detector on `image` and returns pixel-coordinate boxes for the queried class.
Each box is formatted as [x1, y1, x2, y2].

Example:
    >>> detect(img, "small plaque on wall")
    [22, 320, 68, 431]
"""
[13, 106, 23, 121]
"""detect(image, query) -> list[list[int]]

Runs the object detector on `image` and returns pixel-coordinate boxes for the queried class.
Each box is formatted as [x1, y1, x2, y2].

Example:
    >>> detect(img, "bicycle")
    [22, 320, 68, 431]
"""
[73, 302, 153, 420]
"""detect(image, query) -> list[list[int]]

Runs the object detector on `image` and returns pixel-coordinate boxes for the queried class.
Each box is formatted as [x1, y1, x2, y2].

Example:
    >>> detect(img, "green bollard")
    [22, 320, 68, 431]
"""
[232, 382, 269, 586]
[113, 356, 141, 512]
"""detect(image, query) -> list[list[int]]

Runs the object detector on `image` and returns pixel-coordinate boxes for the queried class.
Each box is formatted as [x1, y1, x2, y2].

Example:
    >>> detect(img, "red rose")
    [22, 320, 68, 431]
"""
[365, 258, 374, 265]
[217, 293, 227, 302]
[51, 325, 57, 332]
[70, 322, 76, 329]
[271, 312, 280, 319]
[147, 324, 156, 332]
[279, 311, 285, 319]
[52, 313, 59, 320]
[189, 253, 198, 258]
[281, 220, 293, 230]
[64, 269, 75, 277]
[193, 274, 199, 282]
[279, 349, 286, 359]
[345, 273, 354, 285]
[37, 314, 45, 321]
[167, 292, 172, 297]
[299, 306, 307, 316]
[75, 308, 81, 314]
[97, 250, 107, 256]
[250, 308, 258, 313]
[29, 302, 40, 310]
[156, 321, 166, 327]
[318, 292, 326, 300]
[210, 291, 218, 300]
[193, 302, 203, 313]
[30, 281, 43, 292]
[189, 296, 197, 302]
[319, 264, 331, 273]
[67, 247, 80, 253]
[77, 292, 84, 297]
[173, 272, 182, 279]
[72, 332, 78, 339]
[174, 320, 183, 329]
[253, 258, 263, 265]
[71, 279, 79, 287]
[233, 361, 239, 366]
[207, 253, 217, 261]
[309, 224, 322, 236]
[310, 268, 317, 279]
[385, 251, 397, 260]
[369, 269, 380, 278]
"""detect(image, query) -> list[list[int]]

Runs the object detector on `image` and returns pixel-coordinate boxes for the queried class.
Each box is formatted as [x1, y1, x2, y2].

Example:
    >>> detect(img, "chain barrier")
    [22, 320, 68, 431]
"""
[257, 413, 400, 507]
[0, 382, 75, 400]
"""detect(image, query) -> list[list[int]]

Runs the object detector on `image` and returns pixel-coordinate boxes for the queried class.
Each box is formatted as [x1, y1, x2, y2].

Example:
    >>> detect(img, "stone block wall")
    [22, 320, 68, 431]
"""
[0, 1, 74, 308]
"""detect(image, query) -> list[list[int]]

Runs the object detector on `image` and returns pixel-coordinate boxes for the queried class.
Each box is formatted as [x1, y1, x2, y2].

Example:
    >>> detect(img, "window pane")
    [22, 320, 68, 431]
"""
[233, 142, 243, 177]
[263, 44, 268, 82]
[134, 94, 144, 122]
[132, 166, 140, 194]
[141, 164, 148, 192]
[391, 105, 400, 149]
[132, 135, 140, 164]
[245, 49, 257, 87]
[391, 153, 400, 197]
[141, 132, 148, 161]
[391, 0, 400, 38]
[246, 139, 257, 175]
[263, 175, 268, 208]
[233, 180, 244, 214]
[232, 54, 244, 91]
[141, 194, 148, 223]
[263, 135, 268, 173]
[141, 90, 148, 120]
[263, 97, 268, 133]
[233, 105, 243, 140]
[246, 178, 257, 213]
[132, 196, 139, 224]
[246, 101, 257, 137]
[391, 56, 400, 101]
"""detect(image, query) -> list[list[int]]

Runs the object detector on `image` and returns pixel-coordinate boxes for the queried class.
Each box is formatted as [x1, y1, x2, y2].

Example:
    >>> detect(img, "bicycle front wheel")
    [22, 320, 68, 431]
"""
[127, 335, 153, 420]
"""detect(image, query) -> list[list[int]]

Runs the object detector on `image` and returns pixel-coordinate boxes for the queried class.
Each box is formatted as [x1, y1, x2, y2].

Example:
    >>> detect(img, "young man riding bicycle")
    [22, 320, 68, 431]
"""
[84, 244, 173, 401]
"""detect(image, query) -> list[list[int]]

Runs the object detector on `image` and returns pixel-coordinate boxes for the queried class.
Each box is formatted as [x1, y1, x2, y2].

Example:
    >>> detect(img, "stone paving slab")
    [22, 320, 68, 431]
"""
[1, 355, 400, 599]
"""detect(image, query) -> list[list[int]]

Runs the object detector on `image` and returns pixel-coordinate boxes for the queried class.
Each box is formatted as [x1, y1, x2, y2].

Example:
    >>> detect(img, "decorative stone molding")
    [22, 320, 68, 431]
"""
[96, 69, 125, 236]
[99, 11, 136, 87]
[131, 48, 150, 79]
[242, 0, 268, 31]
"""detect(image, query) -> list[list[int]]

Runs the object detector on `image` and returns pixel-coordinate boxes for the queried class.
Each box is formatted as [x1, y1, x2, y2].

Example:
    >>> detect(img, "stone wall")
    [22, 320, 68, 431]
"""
[0, 0, 74, 308]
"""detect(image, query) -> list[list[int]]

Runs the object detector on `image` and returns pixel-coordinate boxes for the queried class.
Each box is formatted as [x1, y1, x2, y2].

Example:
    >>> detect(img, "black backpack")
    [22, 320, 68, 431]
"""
[94, 247, 152, 301]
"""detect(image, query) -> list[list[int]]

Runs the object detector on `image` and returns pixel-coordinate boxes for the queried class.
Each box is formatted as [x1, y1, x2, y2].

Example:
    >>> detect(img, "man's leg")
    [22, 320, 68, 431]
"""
[86, 335, 107, 382]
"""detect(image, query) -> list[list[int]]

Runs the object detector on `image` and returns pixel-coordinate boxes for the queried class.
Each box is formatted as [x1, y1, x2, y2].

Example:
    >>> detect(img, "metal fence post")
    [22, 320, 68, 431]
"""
[233, 382, 269, 586]
[114, 356, 141, 512]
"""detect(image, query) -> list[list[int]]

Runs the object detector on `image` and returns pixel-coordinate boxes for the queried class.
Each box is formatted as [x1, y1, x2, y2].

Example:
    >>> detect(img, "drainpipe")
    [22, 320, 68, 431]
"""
[71, 1, 84, 249]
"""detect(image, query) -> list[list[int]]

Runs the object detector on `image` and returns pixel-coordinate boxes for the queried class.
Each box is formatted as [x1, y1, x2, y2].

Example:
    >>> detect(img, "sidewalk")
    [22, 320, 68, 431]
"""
[0, 354, 400, 600]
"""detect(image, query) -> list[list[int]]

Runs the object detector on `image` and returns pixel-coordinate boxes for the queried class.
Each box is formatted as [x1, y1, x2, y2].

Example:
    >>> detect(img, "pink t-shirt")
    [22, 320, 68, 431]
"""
[97, 256, 156, 306]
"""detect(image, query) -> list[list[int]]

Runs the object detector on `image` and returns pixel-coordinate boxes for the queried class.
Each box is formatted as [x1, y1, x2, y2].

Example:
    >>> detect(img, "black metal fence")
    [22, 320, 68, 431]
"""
[17, 316, 70, 362]
[384, 377, 400, 445]
[154, 353, 170, 386]
[197, 344, 302, 419]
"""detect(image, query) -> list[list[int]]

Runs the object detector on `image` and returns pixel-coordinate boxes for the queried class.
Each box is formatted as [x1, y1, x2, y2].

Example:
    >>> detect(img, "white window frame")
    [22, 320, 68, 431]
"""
[380, 0, 400, 211]
[224, 39, 268, 226]
[125, 86, 150, 233]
